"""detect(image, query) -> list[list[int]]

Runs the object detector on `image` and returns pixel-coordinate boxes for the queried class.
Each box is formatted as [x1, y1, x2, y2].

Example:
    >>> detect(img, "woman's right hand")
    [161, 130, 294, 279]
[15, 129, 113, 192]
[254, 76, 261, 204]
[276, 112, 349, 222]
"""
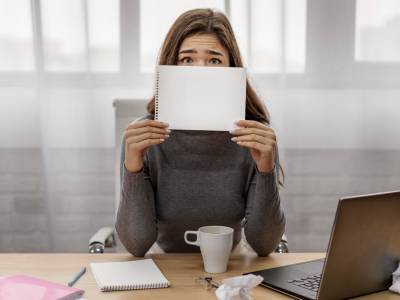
[124, 119, 170, 172]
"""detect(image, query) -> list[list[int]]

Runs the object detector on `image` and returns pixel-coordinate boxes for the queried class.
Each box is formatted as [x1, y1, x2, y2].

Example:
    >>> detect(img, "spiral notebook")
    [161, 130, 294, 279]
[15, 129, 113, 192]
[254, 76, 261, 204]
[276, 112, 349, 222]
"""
[154, 65, 246, 131]
[90, 259, 170, 292]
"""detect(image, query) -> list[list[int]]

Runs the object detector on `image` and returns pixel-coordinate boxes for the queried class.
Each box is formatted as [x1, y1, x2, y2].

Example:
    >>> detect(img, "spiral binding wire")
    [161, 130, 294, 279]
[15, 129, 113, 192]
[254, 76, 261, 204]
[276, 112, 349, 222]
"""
[154, 68, 160, 120]
[101, 281, 169, 292]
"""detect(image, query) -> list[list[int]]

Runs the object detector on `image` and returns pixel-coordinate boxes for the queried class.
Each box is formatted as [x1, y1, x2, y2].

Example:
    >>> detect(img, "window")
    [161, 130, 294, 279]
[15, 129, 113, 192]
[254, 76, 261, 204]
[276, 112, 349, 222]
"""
[140, 0, 225, 72]
[285, 0, 307, 73]
[140, 0, 307, 74]
[230, 0, 307, 73]
[87, 0, 120, 72]
[41, 0, 120, 72]
[2, 0, 398, 88]
[0, 0, 307, 77]
[0, 0, 34, 71]
[355, 0, 400, 62]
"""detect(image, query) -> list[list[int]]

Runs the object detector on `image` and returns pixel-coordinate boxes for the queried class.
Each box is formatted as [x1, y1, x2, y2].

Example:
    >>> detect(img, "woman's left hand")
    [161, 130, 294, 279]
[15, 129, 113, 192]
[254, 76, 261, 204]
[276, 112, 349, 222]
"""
[230, 120, 276, 173]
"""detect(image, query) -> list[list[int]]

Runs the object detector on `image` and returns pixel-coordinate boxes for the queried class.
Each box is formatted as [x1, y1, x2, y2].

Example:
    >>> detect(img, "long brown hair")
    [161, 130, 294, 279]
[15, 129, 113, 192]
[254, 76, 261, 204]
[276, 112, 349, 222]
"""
[146, 8, 284, 185]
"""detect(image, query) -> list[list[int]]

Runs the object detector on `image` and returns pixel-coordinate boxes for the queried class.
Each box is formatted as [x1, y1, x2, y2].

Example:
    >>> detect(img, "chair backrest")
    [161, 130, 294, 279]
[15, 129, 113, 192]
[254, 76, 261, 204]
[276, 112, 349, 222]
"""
[113, 99, 148, 215]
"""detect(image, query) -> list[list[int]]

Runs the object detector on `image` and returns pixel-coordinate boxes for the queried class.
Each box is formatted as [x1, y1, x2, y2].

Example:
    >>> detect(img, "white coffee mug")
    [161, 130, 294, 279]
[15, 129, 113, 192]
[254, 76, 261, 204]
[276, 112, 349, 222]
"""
[184, 225, 234, 273]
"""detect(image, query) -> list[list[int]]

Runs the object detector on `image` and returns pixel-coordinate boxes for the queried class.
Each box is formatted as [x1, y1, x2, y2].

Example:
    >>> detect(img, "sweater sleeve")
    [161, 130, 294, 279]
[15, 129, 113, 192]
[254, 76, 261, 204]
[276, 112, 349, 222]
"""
[243, 147, 286, 256]
[115, 136, 157, 257]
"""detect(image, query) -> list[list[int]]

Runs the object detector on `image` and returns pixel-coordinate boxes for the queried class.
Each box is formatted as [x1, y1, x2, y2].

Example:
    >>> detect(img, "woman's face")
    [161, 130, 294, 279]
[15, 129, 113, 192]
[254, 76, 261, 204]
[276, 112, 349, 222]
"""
[177, 33, 230, 67]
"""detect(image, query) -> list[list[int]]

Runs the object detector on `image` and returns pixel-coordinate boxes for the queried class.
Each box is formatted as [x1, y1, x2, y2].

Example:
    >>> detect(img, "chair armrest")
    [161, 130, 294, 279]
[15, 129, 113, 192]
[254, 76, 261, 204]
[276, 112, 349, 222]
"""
[275, 234, 289, 253]
[88, 227, 115, 253]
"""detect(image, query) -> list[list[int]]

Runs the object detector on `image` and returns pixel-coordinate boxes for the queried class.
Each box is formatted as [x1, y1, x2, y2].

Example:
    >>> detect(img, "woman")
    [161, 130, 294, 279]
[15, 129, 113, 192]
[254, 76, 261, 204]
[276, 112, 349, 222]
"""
[116, 8, 285, 257]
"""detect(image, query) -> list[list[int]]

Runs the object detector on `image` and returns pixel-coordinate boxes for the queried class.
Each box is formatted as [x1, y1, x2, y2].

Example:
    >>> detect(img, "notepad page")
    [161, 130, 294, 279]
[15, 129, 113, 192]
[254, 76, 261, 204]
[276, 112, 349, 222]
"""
[90, 259, 170, 291]
[155, 65, 246, 131]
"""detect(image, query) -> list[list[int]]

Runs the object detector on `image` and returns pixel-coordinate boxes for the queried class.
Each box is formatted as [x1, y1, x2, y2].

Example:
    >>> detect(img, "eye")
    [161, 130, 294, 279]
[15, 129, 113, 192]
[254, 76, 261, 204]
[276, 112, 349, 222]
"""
[180, 57, 193, 64]
[210, 58, 222, 65]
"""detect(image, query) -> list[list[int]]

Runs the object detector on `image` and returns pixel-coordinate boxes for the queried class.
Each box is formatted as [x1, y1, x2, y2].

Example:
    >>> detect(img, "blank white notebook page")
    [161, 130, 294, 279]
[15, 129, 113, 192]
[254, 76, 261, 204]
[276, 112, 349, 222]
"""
[90, 259, 170, 292]
[155, 65, 246, 131]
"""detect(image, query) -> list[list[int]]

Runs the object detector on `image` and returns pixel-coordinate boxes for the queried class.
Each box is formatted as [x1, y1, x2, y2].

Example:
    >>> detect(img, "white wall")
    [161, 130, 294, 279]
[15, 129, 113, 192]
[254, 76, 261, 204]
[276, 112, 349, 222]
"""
[1, 87, 399, 149]
[0, 88, 39, 147]
[264, 89, 400, 150]
[0, 87, 151, 148]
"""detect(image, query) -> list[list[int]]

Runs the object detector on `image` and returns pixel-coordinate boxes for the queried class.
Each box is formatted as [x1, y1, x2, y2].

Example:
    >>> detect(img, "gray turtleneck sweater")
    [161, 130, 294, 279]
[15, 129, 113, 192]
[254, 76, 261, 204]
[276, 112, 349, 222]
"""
[115, 115, 285, 257]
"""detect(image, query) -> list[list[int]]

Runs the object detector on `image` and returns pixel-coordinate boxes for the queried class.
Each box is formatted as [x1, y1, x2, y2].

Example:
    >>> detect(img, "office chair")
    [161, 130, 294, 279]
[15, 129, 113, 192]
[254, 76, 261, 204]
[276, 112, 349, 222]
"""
[88, 99, 289, 254]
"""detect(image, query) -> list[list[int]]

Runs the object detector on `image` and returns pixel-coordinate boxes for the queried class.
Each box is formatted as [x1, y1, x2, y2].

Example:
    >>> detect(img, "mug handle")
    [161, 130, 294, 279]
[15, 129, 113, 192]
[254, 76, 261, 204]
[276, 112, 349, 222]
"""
[184, 231, 199, 246]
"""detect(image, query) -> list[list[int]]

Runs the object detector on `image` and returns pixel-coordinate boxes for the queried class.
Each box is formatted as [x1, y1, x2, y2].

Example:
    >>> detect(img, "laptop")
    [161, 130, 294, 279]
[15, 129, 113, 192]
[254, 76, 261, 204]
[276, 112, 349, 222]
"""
[246, 191, 400, 299]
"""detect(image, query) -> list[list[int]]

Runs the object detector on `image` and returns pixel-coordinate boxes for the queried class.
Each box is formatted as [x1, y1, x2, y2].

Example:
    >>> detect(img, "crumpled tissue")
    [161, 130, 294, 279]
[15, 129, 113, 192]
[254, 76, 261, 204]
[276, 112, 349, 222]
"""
[389, 263, 400, 294]
[215, 274, 264, 300]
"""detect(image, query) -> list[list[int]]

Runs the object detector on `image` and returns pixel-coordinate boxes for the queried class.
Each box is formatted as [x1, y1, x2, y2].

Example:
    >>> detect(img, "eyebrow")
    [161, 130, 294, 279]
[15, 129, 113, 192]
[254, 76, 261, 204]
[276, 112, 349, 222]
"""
[178, 49, 224, 56]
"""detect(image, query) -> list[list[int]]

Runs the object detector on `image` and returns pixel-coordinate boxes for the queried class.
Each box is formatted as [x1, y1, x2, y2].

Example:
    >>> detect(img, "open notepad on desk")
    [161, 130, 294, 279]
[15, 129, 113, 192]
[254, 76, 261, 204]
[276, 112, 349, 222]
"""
[155, 65, 246, 131]
[90, 259, 170, 292]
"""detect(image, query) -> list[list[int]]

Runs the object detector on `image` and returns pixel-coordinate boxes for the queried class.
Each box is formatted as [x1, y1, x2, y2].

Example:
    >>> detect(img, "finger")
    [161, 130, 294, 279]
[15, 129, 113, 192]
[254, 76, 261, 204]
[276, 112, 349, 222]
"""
[230, 127, 276, 139]
[126, 132, 168, 144]
[127, 119, 169, 130]
[232, 133, 276, 145]
[234, 119, 270, 130]
[236, 141, 274, 152]
[236, 141, 265, 152]
[126, 137, 165, 151]
[126, 119, 169, 130]
[128, 139, 165, 151]
[125, 126, 170, 138]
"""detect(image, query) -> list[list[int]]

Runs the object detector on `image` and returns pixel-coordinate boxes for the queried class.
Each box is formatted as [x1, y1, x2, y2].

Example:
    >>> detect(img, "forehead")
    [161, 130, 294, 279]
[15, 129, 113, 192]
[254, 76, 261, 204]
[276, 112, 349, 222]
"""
[179, 34, 227, 52]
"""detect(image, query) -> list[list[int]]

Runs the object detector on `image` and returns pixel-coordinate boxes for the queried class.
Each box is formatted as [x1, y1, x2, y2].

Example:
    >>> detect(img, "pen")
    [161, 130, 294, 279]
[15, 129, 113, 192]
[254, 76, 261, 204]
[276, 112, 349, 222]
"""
[68, 267, 86, 287]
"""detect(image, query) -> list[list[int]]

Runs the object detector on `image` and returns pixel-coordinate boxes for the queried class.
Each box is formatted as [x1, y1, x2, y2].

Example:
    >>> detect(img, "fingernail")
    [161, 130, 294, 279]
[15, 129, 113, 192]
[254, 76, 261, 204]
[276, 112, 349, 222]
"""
[231, 137, 237, 141]
[165, 134, 170, 138]
[166, 129, 171, 133]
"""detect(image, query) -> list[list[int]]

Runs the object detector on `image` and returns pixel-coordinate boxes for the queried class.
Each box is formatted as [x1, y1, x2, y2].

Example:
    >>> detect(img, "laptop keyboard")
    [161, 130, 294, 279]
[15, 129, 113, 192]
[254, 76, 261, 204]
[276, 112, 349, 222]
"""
[288, 274, 321, 292]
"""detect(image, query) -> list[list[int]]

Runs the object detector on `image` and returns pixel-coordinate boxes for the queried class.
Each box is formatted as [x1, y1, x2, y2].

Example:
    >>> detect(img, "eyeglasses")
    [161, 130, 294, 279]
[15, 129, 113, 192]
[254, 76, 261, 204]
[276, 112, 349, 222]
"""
[195, 276, 220, 290]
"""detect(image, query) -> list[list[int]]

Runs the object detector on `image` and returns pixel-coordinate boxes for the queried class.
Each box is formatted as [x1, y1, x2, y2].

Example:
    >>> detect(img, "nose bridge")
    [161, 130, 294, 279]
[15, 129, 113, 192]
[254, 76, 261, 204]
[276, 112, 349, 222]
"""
[194, 49, 208, 66]
[196, 58, 207, 66]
